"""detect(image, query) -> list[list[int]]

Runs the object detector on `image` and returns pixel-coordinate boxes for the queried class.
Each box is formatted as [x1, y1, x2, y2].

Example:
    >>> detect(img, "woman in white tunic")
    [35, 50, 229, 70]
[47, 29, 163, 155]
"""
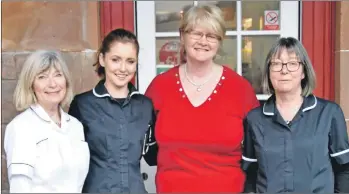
[4, 50, 90, 193]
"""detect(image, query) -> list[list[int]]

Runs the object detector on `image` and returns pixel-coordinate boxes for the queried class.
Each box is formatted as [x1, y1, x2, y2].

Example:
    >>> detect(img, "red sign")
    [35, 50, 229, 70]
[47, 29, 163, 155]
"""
[159, 41, 185, 65]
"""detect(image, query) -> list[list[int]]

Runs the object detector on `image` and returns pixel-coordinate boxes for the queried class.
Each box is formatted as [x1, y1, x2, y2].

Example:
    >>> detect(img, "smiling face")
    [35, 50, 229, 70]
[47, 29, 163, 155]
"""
[99, 41, 137, 89]
[269, 49, 305, 95]
[181, 26, 221, 64]
[32, 66, 67, 108]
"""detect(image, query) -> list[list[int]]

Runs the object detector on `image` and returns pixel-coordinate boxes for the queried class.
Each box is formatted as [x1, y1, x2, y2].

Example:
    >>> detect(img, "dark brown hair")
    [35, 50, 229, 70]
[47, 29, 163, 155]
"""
[93, 28, 140, 78]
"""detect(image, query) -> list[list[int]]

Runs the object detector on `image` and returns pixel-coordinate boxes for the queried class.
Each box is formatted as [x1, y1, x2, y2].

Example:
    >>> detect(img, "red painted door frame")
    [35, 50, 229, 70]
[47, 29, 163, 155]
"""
[99, 1, 136, 85]
[302, 1, 336, 100]
[100, 1, 135, 37]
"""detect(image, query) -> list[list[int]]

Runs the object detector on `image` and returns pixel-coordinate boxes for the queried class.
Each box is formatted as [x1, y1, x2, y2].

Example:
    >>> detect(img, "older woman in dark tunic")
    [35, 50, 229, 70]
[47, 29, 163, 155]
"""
[242, 37, 349, 193]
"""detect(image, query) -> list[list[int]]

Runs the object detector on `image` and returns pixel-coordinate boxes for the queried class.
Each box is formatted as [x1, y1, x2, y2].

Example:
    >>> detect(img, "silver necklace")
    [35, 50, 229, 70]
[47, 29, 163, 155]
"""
[184, 63, 214, 92]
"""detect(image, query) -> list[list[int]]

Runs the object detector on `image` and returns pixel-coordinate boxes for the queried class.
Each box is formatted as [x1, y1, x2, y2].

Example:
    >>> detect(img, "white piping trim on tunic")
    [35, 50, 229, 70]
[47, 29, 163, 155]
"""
[130, 91, 140, 97]
[142, 124, 156, 155]
[93, 88, 140, 98]
[302, 95, 317, 112]
[142, 134, 148, 155]
[263, 95, 317, 116]
[242, 155, 258, 162]
[93, 88, 110, 98]
[263, 102, 274, 116]
[330, 149, 349, 157]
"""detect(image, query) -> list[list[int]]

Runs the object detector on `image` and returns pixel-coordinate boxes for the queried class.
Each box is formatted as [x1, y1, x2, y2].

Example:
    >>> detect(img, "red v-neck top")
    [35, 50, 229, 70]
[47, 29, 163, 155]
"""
[145, 65, 259, 192]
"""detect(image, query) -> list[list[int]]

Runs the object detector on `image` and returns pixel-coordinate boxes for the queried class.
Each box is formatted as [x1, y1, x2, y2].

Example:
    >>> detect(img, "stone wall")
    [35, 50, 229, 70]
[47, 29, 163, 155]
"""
[1, 2, 100, 192]
[335, 1, 349, 132]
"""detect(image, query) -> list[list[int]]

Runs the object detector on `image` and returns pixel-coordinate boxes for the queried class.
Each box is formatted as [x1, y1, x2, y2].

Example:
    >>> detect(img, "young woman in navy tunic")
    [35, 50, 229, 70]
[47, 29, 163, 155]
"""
[69, 29, 156, 193]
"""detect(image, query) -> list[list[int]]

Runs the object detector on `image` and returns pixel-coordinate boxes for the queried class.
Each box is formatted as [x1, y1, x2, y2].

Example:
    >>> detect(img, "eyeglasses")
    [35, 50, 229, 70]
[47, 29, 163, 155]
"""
[269, 61, 302, 72]
[185, 30, 221, 43]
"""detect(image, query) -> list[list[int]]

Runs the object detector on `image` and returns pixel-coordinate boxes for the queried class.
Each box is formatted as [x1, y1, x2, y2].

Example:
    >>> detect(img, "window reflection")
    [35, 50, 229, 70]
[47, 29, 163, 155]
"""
[241, 35, 279, 94]
[155, 1, 194, 32]
[215, 37, 237, 71]
[198, 1, 236, 30]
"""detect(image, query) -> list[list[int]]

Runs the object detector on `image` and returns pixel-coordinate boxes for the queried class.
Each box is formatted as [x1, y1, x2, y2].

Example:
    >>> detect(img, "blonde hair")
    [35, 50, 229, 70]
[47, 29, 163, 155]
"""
[262, 37, 316, 96]
[14, 50, 74, 111]
[180, 4, 226, 40]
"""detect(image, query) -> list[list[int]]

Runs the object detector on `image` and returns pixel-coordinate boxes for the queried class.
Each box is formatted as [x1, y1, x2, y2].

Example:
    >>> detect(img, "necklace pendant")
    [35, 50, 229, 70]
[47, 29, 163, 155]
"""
[197, 87, 202, 92]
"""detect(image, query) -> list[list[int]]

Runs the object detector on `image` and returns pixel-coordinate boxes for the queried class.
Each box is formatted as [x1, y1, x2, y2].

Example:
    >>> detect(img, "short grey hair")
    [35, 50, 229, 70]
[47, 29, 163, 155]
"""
[262, 37, 316, 96]
[14, 50, 74, 111]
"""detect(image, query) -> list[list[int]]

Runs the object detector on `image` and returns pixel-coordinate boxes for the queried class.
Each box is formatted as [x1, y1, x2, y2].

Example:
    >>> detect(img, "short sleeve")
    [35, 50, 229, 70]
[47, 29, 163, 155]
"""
[329, 105, 349, 165]
[241, 118, 258, 171]
[4, 121, 36, 179]
[9, 175, 32, 193]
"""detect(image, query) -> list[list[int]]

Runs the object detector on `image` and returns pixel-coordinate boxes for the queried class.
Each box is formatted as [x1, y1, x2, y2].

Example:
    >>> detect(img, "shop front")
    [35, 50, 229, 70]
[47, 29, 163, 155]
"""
[97, 1, 338, 192]
[2, 1, 347, 193]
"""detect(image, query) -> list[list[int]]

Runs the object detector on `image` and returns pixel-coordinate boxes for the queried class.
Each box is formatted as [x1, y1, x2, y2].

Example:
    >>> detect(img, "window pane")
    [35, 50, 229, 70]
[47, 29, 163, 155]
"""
[241, 35, 279, 94]
[156, 37, 181, 74]
[198, 1, 237, 30]
[241, 2, 280, 31]
[155, 1, 194, 32]
[215, 36, 237, 71]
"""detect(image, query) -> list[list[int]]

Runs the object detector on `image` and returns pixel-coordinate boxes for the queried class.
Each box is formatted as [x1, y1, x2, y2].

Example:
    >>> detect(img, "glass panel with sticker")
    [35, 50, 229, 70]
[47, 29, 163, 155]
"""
[241, 1, 280, 31]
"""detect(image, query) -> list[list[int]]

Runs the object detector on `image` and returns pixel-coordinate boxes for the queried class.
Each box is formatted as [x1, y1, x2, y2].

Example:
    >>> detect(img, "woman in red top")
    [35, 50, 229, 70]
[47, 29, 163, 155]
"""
[145, 4, 259, 193]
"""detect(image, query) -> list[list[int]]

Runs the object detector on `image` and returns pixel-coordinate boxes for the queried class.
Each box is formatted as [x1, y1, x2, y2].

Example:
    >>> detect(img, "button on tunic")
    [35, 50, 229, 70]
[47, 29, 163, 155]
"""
[242, 94, 349, 193]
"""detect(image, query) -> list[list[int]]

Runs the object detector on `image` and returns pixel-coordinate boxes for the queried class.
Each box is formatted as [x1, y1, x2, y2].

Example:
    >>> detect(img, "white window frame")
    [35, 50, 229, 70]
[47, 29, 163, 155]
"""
[136, 1, 299, 100]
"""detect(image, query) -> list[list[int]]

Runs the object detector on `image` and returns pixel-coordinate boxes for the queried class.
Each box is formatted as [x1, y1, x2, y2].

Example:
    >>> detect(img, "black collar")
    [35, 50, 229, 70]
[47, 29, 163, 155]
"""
[263, 94, 317, 116]
[92, 79, 140, 99]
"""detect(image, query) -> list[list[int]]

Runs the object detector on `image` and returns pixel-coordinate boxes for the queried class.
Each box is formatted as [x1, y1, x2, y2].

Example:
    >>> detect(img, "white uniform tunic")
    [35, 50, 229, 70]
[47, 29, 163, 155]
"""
[4, 104, 90, 193]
